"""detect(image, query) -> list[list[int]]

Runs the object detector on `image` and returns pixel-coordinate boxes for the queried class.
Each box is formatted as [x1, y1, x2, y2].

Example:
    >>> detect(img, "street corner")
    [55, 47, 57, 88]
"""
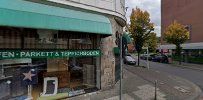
[150, 70, 202, 100]
[124, 66, 202, 100]
[171, 76, 203, 100]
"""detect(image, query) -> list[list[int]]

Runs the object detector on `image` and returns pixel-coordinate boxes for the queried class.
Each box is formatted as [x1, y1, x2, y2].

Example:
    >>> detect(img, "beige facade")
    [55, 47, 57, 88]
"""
[47, 0, 126, 22]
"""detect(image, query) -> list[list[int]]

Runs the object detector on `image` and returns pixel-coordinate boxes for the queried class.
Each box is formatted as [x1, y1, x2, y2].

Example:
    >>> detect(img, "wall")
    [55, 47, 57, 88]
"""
[100, 17, 123, 90]
[46, 0, 126, 24]
[161, 0, 203, 44]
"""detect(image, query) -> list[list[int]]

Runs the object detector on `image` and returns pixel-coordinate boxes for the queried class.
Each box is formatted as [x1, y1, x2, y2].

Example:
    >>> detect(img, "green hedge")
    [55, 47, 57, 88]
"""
[172, 55, 203, 64]
[188, 56, 203, 64]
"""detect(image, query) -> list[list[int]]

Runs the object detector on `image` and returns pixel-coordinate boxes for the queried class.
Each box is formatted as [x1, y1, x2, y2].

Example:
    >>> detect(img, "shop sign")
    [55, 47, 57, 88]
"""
[0, 50, 101, 59]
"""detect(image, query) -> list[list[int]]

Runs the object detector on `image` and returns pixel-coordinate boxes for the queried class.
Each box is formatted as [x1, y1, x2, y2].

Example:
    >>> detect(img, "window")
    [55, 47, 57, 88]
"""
[185, 25, 192, 40]
[0, 27, 21, 49]
[0, 27, 100, 99]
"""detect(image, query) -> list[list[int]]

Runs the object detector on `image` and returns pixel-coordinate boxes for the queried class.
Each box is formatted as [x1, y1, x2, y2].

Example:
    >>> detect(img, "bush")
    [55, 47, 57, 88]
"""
[172, 55, 203, 64]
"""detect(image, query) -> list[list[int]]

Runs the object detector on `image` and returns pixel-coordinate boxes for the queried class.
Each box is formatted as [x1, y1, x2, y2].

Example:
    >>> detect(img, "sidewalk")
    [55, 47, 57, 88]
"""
[172, 61, 203, 71]
[68, 66, 201, 100]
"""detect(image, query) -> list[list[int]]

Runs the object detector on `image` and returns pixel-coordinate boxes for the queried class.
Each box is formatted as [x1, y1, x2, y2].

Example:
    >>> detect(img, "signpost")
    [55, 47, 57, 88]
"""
[147, 47, 149, 69]
[142, 47, 149, 69]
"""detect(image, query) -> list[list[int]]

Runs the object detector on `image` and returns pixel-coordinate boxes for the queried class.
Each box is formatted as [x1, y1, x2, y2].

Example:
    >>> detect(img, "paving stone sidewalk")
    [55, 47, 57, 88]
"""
[68, 66, 201, 100]
[172, 61, 203, 71]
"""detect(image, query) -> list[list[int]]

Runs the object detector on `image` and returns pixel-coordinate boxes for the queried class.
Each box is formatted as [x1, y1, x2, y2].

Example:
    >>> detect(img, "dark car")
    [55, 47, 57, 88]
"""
[140, 54, 154, 61]
[140, 54, 148, 60]
[149, 53, 157, 61]
[152, 54, 168, 63]
[123, 55, 136, 65]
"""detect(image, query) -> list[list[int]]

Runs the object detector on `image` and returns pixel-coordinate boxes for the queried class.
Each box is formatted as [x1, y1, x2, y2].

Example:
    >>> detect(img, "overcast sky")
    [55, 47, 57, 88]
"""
[126, 0, 161, 37]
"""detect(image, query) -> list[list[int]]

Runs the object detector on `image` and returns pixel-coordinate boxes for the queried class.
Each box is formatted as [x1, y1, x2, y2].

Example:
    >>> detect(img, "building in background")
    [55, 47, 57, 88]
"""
[160, 0, 203, 63]
[0, 0, 126, 99]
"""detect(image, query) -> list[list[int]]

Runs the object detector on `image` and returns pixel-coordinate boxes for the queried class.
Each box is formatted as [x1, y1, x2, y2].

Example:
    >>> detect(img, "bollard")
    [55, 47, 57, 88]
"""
[154, 80, 157, 100]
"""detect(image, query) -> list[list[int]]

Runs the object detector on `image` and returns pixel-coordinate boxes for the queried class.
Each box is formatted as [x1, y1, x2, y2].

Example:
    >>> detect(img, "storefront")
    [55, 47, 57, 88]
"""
[159, 43, 203, 64]
[0, 0, 113, 99]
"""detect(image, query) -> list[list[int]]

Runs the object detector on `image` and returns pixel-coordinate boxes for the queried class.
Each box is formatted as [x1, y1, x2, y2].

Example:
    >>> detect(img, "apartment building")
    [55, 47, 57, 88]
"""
[160, 0, 203, 63]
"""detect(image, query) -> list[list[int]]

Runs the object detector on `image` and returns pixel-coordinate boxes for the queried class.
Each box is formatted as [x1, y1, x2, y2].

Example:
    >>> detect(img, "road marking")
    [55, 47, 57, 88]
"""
[155, 70, 160, 73]
[174, 86, 190, 93]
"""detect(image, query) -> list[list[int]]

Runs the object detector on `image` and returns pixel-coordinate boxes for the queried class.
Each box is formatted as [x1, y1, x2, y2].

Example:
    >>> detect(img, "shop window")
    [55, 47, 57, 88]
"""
[0, 27, 98, 50]
[58, 31, 97, 50]
[0, 27, 100, 99]
[23, 30, 97, 50]
[24, 29, 58, 49]
[0, 27, 21, 49]
[24, 29, 38, 49]
[0, 57, 97, 99]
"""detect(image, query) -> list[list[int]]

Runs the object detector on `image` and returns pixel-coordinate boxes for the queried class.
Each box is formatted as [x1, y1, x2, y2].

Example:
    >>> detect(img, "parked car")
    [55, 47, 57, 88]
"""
[123, 55, 136, 65]
[149, 53, 157, 61]
[140, 53, 155, 61]
[151, 54, 168, 63]
[140, 54, 148, 60]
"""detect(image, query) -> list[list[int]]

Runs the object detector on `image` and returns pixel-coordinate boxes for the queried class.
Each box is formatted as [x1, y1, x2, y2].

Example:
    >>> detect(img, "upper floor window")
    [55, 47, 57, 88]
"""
[185, 25, 192, 40]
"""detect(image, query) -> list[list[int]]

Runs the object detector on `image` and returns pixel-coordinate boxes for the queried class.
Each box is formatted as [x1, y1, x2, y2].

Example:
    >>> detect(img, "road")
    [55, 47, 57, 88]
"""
[134, 57, 203, 91]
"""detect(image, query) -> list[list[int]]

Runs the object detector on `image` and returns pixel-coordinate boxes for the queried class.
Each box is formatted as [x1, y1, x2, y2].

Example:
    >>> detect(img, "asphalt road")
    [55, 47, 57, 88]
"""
[134, 57, 203, 91]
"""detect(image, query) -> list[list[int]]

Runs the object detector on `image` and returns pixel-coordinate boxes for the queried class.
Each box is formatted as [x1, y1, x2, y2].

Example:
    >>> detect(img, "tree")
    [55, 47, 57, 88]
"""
[129, 8, 154, 66]
[144, 32, 158, 53]
[164, 21, 189, 65]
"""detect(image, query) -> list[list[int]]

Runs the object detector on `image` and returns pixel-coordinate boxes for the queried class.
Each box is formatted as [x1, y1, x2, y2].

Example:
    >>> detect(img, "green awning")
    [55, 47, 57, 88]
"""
[0, 0, 112, 35]
[123, 32, 132, 44]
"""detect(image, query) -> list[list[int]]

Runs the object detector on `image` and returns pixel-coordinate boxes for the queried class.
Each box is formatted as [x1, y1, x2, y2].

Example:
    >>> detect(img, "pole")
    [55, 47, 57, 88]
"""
[119, 34, 123, 100]
[1, 64, 4, 77]
[147, 47, 149, 69]
[154, 80, 157, 100]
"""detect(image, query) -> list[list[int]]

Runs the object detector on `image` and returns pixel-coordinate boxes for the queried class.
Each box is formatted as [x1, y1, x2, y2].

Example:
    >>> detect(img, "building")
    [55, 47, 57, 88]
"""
[160, 0, 203, 63]
[0, 0, 126, 99]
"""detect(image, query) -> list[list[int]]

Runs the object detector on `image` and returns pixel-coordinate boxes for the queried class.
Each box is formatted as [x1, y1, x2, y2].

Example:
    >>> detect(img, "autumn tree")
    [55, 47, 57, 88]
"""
[129, 8, 154, 66]
[144, 32, 158, 53]
[164, 21, 189, 65]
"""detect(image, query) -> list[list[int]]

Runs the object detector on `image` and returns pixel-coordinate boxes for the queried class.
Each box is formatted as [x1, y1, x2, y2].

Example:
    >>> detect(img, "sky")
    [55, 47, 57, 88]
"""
[125, 0, 161, 37]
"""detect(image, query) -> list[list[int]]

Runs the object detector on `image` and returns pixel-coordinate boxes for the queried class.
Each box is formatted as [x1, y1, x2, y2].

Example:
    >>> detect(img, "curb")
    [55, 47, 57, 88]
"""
[171, 63, 203, 71]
